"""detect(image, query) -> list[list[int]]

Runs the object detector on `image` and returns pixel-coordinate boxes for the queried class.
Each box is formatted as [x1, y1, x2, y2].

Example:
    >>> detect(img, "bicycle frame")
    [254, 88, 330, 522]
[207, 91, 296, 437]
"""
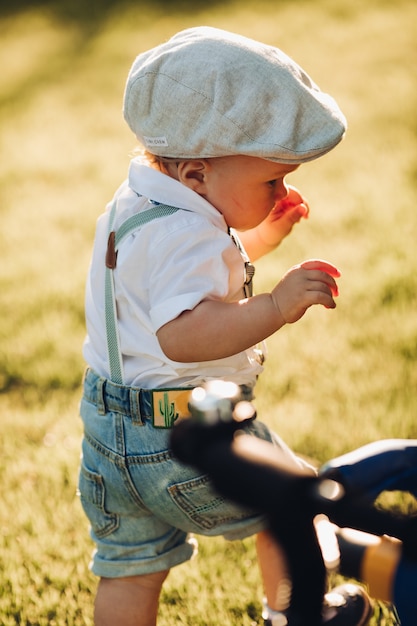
[170, 384, 417, 626]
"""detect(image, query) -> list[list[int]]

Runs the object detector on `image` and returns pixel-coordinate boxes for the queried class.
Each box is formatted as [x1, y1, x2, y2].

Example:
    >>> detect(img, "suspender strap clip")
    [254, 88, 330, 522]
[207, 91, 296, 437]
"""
[105, 231, 118, 269]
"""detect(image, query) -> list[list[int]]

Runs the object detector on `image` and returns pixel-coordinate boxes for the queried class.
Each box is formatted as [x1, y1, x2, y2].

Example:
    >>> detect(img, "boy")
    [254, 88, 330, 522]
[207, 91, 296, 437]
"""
[79, 27, 372, 626]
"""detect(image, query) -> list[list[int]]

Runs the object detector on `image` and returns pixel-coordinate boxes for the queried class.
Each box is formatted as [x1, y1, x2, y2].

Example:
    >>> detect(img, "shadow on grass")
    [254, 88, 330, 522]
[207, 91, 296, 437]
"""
[0, 0, 234, 115]
[0, 0, 228, 30]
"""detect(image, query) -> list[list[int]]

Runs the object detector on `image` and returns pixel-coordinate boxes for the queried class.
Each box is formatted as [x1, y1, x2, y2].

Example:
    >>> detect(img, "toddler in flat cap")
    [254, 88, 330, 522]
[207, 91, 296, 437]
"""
[78, 27, 372, 626]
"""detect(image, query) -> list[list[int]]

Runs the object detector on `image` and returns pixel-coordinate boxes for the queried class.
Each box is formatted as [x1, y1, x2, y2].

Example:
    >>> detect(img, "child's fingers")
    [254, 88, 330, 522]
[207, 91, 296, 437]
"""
[276, 185, 310, 218]
[299, 260, 340, 298]
[299, 259, 341, 278]
[307, 275, 339, 299]
[271, 202, 308, 222]
[285, 185, 307, 207]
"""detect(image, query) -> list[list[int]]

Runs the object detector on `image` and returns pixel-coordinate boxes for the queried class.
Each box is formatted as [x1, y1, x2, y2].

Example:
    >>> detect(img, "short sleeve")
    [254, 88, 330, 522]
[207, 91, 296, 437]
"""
[147, 215, 243, 331]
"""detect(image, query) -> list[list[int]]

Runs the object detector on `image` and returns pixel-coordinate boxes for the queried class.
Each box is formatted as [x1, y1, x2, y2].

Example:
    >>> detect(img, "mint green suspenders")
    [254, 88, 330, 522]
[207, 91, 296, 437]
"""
[104, 201, 180, 384]
[104, 201, 257, 385]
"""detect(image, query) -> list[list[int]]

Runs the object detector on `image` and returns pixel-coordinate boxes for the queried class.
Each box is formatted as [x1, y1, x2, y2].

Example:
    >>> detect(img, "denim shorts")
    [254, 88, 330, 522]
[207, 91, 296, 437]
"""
[78, 368, 308, 578]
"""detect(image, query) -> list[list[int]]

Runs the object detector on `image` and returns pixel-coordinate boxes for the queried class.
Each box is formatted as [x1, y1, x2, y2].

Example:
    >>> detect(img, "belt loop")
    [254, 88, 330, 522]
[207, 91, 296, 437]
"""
[129, 389, 144, 425]
[96, 377, 107, 415]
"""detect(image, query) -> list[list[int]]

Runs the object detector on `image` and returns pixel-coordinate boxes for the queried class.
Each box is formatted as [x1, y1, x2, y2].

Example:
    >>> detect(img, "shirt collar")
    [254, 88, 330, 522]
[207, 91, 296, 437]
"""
[128, 157, 227, 231]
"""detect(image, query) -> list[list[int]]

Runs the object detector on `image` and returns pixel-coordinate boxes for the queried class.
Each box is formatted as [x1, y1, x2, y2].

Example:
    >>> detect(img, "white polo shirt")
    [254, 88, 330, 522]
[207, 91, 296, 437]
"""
[83, 158, 264, 388]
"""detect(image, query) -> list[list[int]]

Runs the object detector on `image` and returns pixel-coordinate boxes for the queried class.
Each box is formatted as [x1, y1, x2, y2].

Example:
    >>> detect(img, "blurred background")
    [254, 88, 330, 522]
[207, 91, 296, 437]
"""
[0, 0, 416, 623]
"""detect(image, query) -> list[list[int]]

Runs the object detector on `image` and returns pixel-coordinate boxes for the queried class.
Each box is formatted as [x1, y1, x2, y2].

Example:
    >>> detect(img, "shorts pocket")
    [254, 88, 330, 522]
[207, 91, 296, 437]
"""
[167, 473, 253, 532]
[78, 464, 119, 539]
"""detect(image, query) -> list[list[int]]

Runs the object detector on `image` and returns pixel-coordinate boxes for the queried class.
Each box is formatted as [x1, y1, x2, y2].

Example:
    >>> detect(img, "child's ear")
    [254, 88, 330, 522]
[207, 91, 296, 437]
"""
[177, 160, 209, 193]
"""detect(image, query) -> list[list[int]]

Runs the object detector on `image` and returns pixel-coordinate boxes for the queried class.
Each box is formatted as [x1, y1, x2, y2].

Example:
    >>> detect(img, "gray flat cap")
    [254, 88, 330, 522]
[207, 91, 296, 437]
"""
[123, 26, 347, 163]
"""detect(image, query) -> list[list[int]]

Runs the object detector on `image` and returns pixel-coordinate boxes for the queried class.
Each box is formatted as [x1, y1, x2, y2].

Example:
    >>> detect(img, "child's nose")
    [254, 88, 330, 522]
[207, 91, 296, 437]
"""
[274, 181, 289, 203]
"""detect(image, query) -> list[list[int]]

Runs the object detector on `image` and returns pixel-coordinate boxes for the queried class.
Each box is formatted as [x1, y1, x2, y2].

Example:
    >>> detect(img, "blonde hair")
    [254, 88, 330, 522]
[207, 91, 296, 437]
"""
[130, 146, 177, 170]
[132, 147, 210, 177]
[144, 151, 180, 172]
[140, 149, 210, 176]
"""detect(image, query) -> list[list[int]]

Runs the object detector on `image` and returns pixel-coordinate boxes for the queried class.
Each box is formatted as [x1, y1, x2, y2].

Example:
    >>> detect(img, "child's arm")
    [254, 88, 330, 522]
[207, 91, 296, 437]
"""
[157, 260, 340, 362]
[238, 186, 309, 261]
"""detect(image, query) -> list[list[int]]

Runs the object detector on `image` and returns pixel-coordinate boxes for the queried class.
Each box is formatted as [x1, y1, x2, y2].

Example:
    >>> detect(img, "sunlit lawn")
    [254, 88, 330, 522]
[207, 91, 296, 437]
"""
[0, 0, 416, 623]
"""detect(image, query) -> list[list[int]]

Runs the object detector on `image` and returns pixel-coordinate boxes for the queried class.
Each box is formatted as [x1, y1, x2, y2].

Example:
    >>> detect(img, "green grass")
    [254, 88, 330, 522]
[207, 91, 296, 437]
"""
[0, 0, 416, 623]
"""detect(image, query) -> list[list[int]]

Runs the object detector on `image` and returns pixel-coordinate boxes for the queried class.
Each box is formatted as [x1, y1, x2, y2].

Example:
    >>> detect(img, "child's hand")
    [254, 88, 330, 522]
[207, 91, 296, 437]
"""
[237, 186, 309, 261]
[258, 185, 309, 248]
[272, 185, 310, 222]
[272, 259, 340, 324]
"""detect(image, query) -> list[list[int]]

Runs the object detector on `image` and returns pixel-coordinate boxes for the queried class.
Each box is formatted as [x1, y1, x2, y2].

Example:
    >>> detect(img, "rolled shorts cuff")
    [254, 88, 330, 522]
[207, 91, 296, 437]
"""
[90, 534, 198, 578]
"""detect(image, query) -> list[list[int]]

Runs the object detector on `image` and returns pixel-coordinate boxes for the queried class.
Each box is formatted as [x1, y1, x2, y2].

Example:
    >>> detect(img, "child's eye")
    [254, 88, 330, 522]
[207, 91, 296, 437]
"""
[267, 179, 277, 187]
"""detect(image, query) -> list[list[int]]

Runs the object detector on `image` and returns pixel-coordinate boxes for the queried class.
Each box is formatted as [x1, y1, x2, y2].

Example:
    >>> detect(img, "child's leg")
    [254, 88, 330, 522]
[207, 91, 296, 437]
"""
[94, 570, 169, 626]
[257, 529, 292, 612]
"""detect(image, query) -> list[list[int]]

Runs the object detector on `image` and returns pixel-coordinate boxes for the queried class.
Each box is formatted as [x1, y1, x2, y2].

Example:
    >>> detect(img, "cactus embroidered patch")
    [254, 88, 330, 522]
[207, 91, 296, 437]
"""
[151, 389, 192, 427]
